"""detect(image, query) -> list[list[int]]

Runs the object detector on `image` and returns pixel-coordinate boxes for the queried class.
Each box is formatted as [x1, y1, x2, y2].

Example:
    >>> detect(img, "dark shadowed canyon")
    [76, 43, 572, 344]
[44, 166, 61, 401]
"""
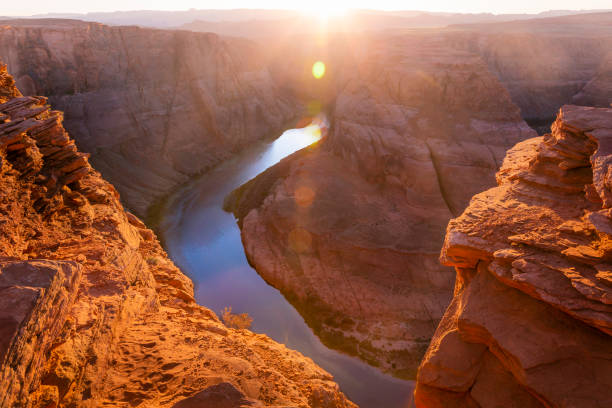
[0, 7, 611, 408]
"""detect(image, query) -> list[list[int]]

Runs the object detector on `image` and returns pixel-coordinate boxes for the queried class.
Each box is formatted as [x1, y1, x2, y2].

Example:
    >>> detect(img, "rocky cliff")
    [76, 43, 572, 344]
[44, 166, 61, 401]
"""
[1, 14, 610, 219]
[448, 12, 612, 131]
[226, 32, 536, 378]
[0, 64, 354, 408]
[0, 19, 300, 216]
[414, 105, 612, 407]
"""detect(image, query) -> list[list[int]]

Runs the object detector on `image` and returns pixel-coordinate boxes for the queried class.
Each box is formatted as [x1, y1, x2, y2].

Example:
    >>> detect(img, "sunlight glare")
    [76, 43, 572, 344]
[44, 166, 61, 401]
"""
[312, 61, 326, 79]
[304, 124, 322, 141]
[298, 3, 348, 19]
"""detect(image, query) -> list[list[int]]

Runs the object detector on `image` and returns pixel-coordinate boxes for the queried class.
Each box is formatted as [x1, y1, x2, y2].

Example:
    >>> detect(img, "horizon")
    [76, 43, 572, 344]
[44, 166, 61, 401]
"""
[4, 1, 612, 17]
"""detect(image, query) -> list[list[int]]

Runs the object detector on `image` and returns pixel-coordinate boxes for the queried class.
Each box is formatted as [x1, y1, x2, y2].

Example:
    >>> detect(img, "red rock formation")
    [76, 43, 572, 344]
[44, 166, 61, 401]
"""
[0, 65, 354, 407]
[0, 19, 301, 216]
[226, 33, 536, 378]
[414, 105, 612, 407]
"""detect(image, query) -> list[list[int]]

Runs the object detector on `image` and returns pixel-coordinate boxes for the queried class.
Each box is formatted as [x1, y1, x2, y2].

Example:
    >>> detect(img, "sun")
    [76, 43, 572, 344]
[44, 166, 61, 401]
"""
[298, 3, 349, 20]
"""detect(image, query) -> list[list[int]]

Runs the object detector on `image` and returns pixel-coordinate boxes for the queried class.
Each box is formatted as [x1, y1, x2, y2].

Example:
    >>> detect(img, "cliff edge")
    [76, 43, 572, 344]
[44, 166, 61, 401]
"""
[415, 105, 612, 407]
[0, 64, 354, 408]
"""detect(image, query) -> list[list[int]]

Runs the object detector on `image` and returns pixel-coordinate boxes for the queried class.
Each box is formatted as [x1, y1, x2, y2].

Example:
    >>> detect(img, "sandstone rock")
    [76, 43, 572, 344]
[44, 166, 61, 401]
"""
[415, 105, 612, 407]
[0, 260, 82, 407]
[0, 95, 92, 213]
[172, 382, 258, 408]
[0, 64, 20, 103]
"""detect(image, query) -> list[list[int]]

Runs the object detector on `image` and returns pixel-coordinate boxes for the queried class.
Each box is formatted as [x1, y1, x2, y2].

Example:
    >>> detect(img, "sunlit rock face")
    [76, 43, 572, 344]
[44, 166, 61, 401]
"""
[227, 32, 536, 378]
[0, 64, 354, 408]
[414, 105, 612, 407]
[0, 19, 300, 216]
[447, 12, 612, 132]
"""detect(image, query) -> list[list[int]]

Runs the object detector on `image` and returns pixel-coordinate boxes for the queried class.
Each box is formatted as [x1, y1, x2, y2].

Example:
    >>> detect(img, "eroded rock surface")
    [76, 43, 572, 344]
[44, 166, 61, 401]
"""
[414, 105, 612, 407]
[0, 19, 300, 215]
[0, 65, 354, 408]
[226, 33, 536, 378]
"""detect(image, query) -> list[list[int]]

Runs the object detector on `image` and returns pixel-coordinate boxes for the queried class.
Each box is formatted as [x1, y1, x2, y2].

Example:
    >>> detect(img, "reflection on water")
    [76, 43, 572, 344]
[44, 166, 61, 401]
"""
[159, 121, 415, 408]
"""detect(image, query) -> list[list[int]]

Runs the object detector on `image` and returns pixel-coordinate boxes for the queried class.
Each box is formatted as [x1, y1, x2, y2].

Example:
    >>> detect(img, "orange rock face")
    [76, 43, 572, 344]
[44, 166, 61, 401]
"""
[226, 33, 536, 378]
[415, 105, 612, 407]
[0, 65, 354, 407]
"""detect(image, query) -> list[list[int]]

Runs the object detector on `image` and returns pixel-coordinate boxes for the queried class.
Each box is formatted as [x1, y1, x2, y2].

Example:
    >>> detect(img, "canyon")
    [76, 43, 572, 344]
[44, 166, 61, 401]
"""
[223, 13, 612, 377]
[0, 10, 611, 408]
[414, 105, 612, 408]
[0, 65, 354, 407]
[0, 14, 610, 214]
[226, 32, 536, 377]
[0, 19, 301, 216]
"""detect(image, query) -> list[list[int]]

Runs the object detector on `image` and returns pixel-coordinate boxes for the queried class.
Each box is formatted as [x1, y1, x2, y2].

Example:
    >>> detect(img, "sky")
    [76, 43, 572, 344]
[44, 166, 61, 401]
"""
[3, 0, 612, 17]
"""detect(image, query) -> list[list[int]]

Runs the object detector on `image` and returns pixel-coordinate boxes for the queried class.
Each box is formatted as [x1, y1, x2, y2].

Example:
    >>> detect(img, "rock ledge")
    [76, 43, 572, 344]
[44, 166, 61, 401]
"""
[415, 105, 612, 407]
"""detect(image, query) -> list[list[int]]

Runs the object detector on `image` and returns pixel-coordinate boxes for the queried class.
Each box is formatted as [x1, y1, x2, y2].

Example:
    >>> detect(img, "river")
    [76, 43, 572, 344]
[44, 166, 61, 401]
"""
[158, 122, 415, 408]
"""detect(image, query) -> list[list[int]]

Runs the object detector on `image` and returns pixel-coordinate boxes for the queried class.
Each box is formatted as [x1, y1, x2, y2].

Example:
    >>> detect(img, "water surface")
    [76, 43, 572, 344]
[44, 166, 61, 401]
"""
[159, 124, 415, 408]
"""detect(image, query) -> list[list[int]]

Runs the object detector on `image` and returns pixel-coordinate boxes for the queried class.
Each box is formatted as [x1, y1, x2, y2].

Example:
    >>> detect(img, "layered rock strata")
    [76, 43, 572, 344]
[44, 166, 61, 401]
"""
[0, 19, 300, 215]
[414, 105, 612, 407]
[448, 12, 612, 130]
[226, 33, 536, 378]
[0, 65, 354, 408]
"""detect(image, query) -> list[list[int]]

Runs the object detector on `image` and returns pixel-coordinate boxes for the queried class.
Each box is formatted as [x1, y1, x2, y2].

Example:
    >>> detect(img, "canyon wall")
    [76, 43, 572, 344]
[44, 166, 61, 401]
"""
[0, 65, 354, 408]
[1, 13, 609, 218]
[414, 105, 612, 407]
[226, 32, 536, 378]
[0, 19, 300, 216]
[448, 12, 612, 131]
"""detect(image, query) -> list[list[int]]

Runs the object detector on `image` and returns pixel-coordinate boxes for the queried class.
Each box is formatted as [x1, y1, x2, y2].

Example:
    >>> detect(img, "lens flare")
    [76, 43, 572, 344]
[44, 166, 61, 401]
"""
[294, 185, 315, 208]
[312, 61, 326, 79]
[288, 228, 312, 253]
[305, 124, 322, 140]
